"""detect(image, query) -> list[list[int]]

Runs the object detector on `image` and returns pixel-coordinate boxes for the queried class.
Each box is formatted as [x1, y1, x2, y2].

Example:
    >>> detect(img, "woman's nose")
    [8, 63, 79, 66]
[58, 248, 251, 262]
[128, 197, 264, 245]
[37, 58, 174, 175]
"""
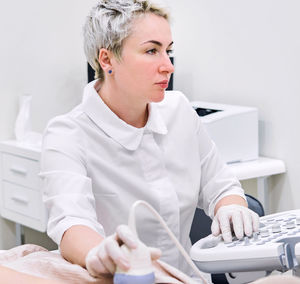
[159, 54, 174, 74]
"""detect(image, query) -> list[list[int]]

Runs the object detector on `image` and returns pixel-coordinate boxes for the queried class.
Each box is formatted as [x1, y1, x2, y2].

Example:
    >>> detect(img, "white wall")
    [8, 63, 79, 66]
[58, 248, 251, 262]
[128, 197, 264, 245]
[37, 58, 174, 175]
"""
[0, 0, 97, 139]
[0, 0, 299, 247]
[166, 0, 300, 212]
[0, 0, 97, 249]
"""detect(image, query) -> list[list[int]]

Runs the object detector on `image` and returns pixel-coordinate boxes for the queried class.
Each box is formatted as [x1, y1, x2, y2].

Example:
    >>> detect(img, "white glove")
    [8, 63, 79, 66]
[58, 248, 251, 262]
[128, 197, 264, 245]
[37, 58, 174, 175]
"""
[211, 204, 259, 243]
[85, 224, 161, 277]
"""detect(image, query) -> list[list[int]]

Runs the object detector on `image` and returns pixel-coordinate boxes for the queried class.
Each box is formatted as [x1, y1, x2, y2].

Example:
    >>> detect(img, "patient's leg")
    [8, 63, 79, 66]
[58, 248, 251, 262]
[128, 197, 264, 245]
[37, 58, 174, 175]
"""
[0, 265, 64, 284]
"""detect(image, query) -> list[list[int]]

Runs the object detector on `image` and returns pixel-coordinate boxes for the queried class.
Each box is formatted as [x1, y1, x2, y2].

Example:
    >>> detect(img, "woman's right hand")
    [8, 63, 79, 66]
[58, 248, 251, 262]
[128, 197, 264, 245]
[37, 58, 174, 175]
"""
[85, 224, 161, 278]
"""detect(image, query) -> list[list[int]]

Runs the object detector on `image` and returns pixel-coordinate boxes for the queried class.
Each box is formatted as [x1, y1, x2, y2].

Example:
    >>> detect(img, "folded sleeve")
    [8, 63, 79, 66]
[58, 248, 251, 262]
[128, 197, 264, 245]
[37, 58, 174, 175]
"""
[196, 115, 246, 219]
[40, 116, 104, 245]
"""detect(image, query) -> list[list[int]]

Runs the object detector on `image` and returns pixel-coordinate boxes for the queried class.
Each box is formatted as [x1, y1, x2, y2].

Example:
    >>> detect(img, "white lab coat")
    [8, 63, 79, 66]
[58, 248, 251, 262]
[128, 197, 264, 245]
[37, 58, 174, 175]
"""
[40, 80, 245, 277]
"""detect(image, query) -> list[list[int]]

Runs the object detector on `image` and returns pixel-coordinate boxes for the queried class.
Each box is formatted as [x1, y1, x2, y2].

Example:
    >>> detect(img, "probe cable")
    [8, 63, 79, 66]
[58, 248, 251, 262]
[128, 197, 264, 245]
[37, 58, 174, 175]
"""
[128, 200, 208, 284]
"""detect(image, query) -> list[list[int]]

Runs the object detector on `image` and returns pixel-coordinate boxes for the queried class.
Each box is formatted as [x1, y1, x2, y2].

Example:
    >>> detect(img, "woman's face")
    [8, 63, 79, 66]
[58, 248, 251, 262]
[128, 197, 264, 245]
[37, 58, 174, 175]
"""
[111, 13, 174, 105]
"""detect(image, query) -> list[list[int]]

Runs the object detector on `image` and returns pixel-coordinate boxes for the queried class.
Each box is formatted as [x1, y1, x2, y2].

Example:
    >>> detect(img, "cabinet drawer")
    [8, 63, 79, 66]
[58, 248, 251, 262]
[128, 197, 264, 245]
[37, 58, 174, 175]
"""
[2, 181, 43, 220]
[2, 153, 40, 190]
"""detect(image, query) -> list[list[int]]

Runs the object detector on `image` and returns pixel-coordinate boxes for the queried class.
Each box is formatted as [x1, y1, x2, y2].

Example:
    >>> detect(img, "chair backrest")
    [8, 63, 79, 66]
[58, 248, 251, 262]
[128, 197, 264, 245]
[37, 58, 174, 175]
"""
[245, 194, 265, 217]
[189, 194, 264, 245]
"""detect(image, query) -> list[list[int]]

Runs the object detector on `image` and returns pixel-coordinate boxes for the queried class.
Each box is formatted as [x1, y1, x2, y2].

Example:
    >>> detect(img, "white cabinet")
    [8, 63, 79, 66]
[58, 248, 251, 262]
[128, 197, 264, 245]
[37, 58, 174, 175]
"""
[0, 140, 46, 232]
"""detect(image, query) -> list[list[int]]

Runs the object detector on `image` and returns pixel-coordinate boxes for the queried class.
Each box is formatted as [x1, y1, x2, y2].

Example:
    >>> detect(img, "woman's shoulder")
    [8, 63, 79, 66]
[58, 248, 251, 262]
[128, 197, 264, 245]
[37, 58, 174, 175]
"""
[45, 105, 84, 133]
[42, 106, 88, 160]
[43, 105, 87, 152]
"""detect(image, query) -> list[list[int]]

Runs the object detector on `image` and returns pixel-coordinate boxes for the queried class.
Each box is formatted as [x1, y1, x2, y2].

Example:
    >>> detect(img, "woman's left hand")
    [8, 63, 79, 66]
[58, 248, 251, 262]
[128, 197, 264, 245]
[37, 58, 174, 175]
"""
[211, 205, 259, 243]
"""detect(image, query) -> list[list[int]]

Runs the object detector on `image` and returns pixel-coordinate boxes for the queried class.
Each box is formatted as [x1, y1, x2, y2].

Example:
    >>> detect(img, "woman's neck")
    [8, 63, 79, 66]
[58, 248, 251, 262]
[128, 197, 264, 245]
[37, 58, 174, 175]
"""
[97, 81, 149, 128]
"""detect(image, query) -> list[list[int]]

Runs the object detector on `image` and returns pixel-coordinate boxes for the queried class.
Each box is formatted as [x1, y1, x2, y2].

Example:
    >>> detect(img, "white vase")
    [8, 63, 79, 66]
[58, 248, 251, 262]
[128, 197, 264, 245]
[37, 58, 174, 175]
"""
[14, 94, 32, 141]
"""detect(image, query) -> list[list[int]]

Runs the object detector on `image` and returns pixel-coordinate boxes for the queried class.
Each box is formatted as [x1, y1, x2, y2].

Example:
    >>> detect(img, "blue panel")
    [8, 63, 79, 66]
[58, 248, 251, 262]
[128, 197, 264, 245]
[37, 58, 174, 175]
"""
[113, 272, 155, 284]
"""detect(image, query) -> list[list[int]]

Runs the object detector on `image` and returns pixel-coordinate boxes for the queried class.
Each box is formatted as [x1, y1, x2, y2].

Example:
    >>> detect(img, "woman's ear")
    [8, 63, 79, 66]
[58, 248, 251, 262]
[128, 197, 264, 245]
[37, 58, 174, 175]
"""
[98, 48, 113, 73]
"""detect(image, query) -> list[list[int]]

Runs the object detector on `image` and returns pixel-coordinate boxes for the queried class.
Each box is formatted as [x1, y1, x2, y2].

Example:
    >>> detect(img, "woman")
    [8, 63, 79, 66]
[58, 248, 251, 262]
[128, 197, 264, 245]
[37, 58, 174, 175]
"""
[40, 0, 259, 281]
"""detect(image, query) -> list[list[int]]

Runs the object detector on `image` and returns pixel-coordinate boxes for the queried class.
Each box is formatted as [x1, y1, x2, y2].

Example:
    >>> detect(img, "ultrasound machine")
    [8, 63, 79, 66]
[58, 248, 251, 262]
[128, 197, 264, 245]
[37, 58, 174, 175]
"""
[190, 102, 297, 283]
[191, 210, 300, 283]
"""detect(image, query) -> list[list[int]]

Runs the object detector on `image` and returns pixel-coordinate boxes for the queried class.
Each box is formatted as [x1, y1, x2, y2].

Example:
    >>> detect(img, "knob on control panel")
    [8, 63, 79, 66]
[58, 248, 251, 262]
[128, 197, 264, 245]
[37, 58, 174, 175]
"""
[286, 221, 296, 229]
[272, 223, 281, 233]
[260, 229, 269, 238]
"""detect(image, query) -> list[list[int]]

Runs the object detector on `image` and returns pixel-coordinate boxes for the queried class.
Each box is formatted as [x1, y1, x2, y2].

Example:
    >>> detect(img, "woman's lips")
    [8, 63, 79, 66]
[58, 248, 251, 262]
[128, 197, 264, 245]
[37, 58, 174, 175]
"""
[156, 80, 169, 89]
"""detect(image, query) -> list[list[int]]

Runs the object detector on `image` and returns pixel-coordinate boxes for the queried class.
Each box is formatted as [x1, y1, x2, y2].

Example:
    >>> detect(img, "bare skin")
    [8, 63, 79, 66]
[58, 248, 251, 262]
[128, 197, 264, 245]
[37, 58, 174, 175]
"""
[60, 225, 103, 268]
[214, 195, 248, 215]
[0, 266, 64, 284]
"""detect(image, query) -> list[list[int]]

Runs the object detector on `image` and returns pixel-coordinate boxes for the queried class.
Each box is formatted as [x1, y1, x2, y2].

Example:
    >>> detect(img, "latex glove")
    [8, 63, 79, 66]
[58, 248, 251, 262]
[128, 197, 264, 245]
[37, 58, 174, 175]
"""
[85, 224, 161, 277]
[211, 205, 259, 243]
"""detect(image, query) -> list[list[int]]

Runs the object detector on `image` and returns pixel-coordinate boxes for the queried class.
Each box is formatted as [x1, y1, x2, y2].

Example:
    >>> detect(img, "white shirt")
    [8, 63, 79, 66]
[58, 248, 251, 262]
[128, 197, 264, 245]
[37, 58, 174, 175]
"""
[40, 80, 245, 276]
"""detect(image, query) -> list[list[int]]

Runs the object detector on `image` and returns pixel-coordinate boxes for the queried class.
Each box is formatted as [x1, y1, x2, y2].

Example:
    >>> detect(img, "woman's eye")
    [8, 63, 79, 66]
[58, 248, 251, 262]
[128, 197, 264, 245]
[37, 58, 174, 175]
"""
[146, 48, 157, 55]
[167, 49, 174, 56]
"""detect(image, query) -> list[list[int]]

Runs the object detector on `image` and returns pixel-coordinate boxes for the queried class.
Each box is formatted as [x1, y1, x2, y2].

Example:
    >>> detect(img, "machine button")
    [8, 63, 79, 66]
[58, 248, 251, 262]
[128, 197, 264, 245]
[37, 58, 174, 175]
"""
[286, 221, 296, 229]
[253, 232, 259, 241]
[260, 229, 269, 238]
[272, 223, 281, 233]
[244, 237, 250, 246]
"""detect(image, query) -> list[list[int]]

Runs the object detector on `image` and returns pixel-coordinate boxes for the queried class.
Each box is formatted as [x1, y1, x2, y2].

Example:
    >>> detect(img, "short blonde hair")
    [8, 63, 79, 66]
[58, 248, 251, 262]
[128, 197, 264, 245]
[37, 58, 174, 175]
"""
[83, 0, 169, 81]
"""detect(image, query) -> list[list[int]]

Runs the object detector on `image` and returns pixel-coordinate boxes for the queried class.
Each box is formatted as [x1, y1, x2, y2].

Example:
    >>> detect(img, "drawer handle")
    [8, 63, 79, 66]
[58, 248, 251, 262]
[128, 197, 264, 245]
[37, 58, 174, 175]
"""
[10, 166, 27, 176]
[11, 196, 29, 204]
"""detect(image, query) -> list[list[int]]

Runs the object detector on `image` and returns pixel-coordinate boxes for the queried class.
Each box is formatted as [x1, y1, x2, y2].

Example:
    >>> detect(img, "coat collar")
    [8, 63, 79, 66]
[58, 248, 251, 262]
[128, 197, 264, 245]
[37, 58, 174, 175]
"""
[82, 80, 168, 151]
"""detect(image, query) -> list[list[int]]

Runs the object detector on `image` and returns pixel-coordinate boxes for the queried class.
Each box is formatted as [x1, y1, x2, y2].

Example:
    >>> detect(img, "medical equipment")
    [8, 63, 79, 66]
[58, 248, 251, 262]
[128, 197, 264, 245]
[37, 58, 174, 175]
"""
[192, 101, 258, 164]
[113, 200, 207, 284]
[113, 240, 155, 284]
[190, 210, 300, 282]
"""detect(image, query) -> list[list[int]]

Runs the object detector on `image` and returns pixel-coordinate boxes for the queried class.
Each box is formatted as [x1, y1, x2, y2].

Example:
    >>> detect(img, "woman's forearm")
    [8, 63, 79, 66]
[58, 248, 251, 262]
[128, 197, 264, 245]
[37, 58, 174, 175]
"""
[60, 225, 104, 267]
[214, 194, 247, 215]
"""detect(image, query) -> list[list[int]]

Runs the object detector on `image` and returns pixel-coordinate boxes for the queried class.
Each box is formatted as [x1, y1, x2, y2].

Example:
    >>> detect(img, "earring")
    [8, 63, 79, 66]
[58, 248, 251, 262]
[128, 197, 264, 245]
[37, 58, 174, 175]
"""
[108, 70, 112, 74]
